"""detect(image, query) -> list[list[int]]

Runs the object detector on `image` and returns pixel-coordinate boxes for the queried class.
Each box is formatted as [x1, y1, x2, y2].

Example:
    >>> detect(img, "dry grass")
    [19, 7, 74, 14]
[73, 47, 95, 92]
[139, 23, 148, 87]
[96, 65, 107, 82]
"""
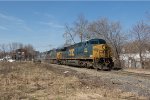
[0, 62, 147, 100]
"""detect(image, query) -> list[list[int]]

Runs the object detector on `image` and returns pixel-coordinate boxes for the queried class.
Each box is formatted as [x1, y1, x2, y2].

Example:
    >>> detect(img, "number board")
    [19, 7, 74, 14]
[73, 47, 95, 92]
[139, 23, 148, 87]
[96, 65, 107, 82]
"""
[69, 49, 74, 56]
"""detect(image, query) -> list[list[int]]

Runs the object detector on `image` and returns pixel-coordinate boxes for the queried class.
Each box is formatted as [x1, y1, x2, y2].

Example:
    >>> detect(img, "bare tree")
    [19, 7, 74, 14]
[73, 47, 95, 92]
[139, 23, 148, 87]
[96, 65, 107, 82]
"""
[88, 18, 126, 67]
[73, 14, 91, 42]
[63, 24, 75, 46]
[63, 14, 92, 44]
[24, 44, 35, 60]
[0, 44, 8, 58]
[130, 21, 150, 68]
[9, 42, 21, 52]
[146, 12, 150, 52]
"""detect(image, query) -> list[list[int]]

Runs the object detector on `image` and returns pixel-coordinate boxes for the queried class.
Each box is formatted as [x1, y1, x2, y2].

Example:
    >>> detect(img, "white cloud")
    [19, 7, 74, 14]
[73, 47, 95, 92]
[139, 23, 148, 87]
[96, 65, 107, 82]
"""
[0, 13, 24, 23]
[0, 26, 8, 30]
[0, 12, 32, 32]
[33, 12, 63, 28]
[44, 13, 54, 18]
[34, 12, 54, 19]
[40, 21, 64, 28]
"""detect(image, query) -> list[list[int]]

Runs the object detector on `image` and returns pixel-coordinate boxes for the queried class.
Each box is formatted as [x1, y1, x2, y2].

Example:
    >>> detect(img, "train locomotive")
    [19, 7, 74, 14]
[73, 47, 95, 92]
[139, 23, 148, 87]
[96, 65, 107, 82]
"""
[47, 38, 114, 70]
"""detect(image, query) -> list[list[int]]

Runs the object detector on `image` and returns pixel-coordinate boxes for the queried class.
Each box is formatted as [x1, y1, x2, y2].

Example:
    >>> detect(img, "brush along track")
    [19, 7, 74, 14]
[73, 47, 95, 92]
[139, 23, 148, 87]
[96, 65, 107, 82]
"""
[43, 63, 150, 97]
[44, 62, 150, 79]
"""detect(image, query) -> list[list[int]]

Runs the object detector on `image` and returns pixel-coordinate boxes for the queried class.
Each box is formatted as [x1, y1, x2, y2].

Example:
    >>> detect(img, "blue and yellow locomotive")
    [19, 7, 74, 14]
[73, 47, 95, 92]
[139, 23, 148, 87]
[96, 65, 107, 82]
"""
[48, 38, 114, 70]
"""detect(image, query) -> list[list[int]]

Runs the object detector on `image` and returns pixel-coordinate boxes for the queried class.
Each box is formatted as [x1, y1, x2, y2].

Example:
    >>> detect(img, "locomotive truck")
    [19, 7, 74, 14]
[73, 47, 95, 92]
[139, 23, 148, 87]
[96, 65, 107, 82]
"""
[47, 38, 114, 70]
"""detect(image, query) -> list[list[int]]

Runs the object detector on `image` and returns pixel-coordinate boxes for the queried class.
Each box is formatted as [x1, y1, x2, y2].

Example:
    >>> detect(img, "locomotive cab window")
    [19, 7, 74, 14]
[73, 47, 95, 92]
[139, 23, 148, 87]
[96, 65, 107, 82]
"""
[90, 41, 99, 44]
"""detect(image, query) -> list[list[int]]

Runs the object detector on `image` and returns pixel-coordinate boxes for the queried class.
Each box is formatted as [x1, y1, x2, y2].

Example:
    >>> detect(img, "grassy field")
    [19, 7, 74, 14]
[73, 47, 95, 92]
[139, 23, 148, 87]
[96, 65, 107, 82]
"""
[0, 62, 146, 100]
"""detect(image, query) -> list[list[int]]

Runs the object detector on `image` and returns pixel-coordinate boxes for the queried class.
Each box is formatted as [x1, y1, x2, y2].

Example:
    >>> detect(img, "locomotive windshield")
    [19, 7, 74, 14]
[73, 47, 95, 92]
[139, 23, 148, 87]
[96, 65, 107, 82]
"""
[89, 39, 106, 44]
[90, 41, 99, 44]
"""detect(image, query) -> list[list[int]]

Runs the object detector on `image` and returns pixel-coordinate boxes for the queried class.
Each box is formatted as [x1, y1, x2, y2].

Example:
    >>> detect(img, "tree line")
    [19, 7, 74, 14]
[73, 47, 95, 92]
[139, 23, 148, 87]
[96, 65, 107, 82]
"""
[0, 43, 35, 60]
[63, 14, 150, 69]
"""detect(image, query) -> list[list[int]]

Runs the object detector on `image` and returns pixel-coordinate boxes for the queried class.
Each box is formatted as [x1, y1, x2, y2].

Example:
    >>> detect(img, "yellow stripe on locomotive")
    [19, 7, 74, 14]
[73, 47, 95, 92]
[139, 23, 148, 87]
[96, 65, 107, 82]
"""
[69, 48, 74, 56]
[56, 52, 62, 59]
[93, 44, 112, 59]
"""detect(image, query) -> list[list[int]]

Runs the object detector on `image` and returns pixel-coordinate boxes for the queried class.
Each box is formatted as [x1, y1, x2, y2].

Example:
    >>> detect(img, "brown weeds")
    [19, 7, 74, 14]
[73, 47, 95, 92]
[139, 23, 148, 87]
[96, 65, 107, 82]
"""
[0, 62, 147, 100]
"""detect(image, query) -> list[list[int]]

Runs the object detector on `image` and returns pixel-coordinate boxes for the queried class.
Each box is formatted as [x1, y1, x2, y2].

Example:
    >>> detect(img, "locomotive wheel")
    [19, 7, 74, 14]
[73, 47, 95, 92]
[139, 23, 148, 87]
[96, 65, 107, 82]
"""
[93, 63, 96, 69]
[64, 60, 66, 65]
[93, 63, 99, 71]
[97, 64, 103, 71]
[78, 61, 82, 68]
[86, 63, 91, 69]
[107, 64, 112, 71]
[108, 67, 112, 71]
[95, 63, 104, 71]
[100, 65, 104, 71]
[84, 63, 87, 68]
[106, 62, 113, 71]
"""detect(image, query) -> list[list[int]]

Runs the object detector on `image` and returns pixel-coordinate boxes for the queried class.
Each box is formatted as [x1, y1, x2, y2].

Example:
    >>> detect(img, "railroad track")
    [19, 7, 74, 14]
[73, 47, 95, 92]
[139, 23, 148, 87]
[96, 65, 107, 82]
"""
[112, 70, 150, 79]
[43, 62, 150, 79]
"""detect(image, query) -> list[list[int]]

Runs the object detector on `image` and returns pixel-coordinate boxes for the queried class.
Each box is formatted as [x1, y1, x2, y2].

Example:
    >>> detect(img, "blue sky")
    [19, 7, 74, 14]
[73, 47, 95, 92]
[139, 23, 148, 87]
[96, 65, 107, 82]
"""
[0, 1, 150, 51]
